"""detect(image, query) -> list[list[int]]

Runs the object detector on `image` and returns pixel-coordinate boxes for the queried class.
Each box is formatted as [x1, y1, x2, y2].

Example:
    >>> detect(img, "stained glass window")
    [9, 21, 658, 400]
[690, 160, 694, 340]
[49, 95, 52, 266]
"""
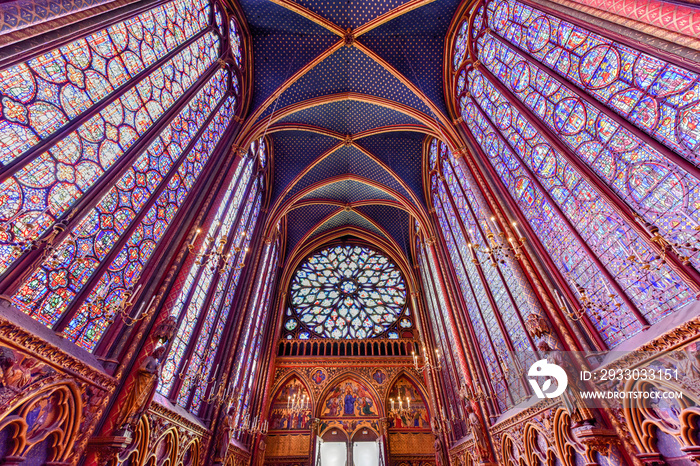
[0, 0, 210, 165]
[451, 0, 698, 348]
[286, 245, 409, 340]
[230, 18, 243, 67]
[423, 136, 541, 409]
[2, 0, 247, 354]
[230, 238, 280, 439]
[414, 231, 466, 437]
[0, 31, 220, 276]
[157, 138, 266, 413]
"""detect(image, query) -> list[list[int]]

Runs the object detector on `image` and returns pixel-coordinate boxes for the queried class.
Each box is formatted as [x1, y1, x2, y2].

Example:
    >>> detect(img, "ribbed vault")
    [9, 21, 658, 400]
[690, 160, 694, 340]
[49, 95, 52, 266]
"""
[232, 0, 464, 265]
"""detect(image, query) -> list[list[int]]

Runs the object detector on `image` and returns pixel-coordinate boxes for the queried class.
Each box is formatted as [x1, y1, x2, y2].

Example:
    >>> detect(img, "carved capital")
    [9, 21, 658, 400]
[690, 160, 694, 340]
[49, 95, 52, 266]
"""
[87, 436, 132, 464]
[453, 147, 468, 159]
[525, 313, 550, 339]
[573, 425, 619, 465]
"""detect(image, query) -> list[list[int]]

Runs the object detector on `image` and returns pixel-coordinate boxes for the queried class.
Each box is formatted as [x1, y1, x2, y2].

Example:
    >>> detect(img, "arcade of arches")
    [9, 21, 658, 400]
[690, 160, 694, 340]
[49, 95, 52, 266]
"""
[0, 0, 699, 464]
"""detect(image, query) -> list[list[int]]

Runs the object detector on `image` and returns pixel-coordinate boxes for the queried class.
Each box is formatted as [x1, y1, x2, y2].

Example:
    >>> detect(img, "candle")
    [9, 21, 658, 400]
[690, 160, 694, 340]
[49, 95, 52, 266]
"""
[31, 204, 51, 222]
[508, 237, 516, 249]
[135, 301, 146, 319]
[391, 398, 395, 411]
[133, 283, 142, 296]
[616, 239, 627, 253]
[512, 221, 521, 238]
[468, 243, 476, 261]
[554, 291, 563, 308]
[406, 396, 410, 409]
[212, 363, 220, 381]
[399, 398, 403, 410]
[465, 228, 473, 243]
[568, 277, 582, 297]
[190, 228, 201, 247]
[490, 216, 499, 231]
[603, 280, 612, 295]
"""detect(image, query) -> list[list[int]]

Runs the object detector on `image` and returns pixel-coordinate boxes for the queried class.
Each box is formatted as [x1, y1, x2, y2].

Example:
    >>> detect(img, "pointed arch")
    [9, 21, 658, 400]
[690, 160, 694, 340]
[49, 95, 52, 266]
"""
[316, 372, 384, 418]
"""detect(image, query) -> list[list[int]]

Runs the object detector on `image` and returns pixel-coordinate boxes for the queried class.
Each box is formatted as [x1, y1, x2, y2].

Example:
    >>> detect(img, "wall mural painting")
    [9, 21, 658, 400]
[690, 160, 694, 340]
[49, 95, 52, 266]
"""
[321, 379, 378, 418]
[319, 419, 380, 436]
[373, 370, 386, 385]
[311, 369, 327, 385]
[387, 376, 430, 430]
[269, 377, 312, 431]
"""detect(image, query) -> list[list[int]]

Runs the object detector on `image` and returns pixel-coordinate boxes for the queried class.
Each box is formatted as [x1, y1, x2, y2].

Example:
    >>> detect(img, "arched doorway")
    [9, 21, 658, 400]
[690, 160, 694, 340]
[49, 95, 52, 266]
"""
[318, 427, 348, 466]
[316, 427, 384, 466]
[351, 428, 380, 466]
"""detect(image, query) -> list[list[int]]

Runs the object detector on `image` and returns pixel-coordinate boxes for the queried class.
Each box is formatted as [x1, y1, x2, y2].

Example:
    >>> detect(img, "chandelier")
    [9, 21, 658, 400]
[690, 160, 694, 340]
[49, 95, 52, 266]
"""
[389, 396, 412, 417]
[288, 393, 309, 415]
[412, 343, 441, 375]
[467, 217, 526, 266]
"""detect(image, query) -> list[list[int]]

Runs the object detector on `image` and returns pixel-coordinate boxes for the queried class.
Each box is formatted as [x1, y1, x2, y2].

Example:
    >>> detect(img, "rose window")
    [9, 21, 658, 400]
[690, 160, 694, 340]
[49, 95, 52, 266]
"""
[286, 245, 409, 339]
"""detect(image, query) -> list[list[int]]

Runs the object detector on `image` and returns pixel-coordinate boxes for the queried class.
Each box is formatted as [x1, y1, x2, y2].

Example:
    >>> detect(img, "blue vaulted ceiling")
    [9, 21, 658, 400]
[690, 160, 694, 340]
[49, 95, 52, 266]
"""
[236, 0, 460, 263]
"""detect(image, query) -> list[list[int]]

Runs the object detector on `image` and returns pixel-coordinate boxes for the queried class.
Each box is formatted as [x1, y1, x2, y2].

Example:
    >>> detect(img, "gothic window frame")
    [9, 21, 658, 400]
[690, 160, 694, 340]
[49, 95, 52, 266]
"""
[446, 0, 700, 350]
[158, 136, 268, 415]
[0, 0, 249, 358]
[283, 242, 415, 341]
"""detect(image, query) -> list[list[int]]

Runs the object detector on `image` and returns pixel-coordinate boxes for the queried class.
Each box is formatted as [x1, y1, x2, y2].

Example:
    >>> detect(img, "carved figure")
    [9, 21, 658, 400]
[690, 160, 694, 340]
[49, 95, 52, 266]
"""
[152, 315, 177, 343]
[0, 347, 39, 392]
[465, 404, 490, 461]
[116, 346, 166, 432]
[525, 313, 550, 338]
[537, 341, 595, 426]
[215, 404, 235, 462]
[434, 434, 446, 466]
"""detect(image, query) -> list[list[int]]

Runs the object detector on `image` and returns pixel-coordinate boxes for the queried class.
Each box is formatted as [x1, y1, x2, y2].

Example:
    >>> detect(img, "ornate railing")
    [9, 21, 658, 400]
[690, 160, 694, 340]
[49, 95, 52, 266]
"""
[277, 338, 418, 358]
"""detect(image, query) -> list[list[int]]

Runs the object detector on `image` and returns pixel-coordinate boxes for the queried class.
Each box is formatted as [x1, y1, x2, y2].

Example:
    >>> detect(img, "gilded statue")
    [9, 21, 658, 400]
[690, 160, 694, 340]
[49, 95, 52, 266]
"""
[116, 346, 166, 432]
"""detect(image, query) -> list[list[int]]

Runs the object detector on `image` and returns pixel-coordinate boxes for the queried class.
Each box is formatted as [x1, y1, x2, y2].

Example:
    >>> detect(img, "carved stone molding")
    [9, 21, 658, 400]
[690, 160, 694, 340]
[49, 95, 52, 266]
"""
[0, 303, 116, 465]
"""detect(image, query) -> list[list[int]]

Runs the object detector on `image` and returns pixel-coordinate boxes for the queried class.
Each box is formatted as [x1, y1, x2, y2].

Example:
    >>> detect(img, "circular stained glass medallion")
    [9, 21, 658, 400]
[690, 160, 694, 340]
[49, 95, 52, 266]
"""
[288, 245, 408, 339]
